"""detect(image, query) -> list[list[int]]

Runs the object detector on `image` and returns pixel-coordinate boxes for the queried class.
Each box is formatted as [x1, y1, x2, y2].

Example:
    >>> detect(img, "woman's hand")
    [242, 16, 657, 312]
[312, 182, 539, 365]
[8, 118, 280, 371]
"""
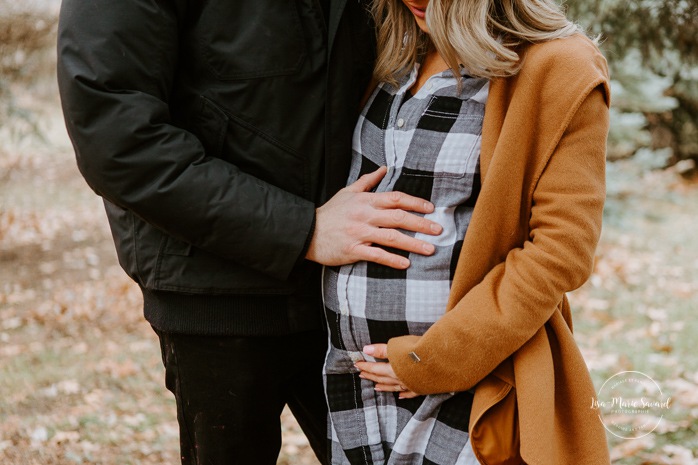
[355, 344, 420, 399]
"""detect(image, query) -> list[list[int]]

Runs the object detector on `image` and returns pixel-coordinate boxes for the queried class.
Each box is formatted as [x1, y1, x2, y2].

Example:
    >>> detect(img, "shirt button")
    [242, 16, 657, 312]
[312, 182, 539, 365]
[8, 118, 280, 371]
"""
[396, 118, 405, 128]
[339, 304, 349, 315]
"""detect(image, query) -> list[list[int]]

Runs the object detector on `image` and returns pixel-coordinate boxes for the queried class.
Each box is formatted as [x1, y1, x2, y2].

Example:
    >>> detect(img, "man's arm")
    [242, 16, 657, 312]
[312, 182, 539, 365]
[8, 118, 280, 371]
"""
[58, 0, 441, 280]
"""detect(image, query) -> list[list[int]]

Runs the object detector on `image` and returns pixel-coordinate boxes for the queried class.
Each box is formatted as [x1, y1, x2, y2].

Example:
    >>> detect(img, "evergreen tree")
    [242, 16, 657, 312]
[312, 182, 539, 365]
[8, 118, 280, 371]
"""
[567, 0, 698, 165]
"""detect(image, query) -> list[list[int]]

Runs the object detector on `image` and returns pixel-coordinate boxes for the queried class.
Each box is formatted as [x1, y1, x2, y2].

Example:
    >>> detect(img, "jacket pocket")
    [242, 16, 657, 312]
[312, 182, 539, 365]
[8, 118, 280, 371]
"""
[154, 243, 297, 295]
[190, 95, 229, 159]
[120, 213, 296, 294]
[224, 109, 310, 199]
[198, 2, 306, 80]
[103, 200, 141, 283]
[470, 376, 523, 465]
[191, 95, 311, 199]
[163, 235, 192, 257]
[133, 221, 296, 295]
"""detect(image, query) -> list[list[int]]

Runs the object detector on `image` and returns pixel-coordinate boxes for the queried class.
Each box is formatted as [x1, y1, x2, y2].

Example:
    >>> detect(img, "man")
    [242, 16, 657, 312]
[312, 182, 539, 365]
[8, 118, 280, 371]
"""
[57, 1, 442, 464]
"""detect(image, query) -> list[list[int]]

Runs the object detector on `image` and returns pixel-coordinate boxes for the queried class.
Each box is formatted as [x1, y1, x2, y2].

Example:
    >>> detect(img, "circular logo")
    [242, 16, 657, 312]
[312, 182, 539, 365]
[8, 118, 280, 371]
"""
[591, 371, 671, 439]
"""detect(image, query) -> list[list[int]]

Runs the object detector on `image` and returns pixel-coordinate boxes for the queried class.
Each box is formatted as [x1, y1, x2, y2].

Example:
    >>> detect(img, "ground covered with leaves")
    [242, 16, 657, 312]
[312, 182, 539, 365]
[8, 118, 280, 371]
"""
[1, 59, 697, 465]
[574, 156, 698, 464]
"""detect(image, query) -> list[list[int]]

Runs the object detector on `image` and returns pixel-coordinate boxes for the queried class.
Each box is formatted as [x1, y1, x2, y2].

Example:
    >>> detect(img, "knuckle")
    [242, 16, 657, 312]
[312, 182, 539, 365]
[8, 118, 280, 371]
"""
[354, 174, 369, 187]
[345, 223, 361, 237]
[361, 192, 374, 207]
[348, 204, 368, 223]
[365, 247, 382, 261]
[391, 209, 406, 224]
[341, 244, 356, 258]
[384, 229, 399, 244]
[388, 191, 402, 204]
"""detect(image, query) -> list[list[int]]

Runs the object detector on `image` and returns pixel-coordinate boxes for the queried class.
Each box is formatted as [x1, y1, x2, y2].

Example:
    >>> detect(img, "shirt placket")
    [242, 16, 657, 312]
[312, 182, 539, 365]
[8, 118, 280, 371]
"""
[384, 69, 418, 186]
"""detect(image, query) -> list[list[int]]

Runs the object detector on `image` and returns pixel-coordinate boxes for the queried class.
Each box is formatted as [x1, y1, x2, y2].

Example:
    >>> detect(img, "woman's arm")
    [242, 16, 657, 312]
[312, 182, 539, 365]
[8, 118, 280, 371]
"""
[382, 85, 609, 395]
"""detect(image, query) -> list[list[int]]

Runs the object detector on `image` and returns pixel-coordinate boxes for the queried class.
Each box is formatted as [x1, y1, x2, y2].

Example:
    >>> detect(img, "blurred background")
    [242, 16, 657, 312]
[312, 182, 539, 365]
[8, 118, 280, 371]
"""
[0, 0, 696, 463]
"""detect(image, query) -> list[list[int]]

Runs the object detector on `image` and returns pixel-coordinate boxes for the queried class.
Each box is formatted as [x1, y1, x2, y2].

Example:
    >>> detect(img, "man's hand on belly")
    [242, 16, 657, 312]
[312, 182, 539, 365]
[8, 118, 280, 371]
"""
[306, 166, 443, 269]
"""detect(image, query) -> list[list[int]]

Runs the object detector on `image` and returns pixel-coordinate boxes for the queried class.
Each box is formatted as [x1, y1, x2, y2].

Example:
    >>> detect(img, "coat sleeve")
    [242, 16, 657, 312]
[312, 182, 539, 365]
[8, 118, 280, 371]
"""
[57, 0, 315, 281]
[387, 86, 609, 394]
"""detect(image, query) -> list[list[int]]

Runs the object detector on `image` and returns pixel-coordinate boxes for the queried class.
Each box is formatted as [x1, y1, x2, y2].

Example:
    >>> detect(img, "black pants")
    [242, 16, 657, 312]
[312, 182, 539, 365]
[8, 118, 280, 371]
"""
[155, 328, 329, 465]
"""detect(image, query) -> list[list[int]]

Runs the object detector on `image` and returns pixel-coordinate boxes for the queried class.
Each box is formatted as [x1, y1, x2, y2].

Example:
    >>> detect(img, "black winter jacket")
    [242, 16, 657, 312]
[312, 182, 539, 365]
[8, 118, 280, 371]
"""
[57, 0, 375, 333]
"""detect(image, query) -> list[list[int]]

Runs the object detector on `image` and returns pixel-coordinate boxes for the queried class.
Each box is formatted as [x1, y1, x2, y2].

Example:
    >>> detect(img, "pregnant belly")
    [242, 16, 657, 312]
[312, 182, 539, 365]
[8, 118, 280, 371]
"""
[323, 262, 451, 357]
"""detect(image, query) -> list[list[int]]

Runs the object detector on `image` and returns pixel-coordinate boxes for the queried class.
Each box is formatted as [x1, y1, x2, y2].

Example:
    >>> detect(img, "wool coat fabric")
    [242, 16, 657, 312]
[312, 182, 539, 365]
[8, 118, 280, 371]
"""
[386, 35, 612, 465]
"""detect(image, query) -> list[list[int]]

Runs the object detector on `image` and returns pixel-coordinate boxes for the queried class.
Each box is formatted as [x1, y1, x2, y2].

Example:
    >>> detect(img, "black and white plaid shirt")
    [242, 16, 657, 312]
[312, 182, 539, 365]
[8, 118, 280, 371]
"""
[323, 64, 488, 465]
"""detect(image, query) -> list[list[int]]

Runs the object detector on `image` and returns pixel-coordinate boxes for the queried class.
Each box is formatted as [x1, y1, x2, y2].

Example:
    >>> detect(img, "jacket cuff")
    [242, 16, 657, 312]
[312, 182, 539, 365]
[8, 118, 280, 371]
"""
[293, 211, 316, 272]
[387, 335, 431, 394]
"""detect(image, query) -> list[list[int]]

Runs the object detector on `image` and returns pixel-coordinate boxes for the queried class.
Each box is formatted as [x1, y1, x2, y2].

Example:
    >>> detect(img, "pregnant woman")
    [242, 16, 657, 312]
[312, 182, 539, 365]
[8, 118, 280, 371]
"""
[320, 0, 611, 464]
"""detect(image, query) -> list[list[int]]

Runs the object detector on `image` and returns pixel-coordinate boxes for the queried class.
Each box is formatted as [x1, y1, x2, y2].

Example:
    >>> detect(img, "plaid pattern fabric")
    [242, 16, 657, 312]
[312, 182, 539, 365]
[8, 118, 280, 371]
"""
[323, 65, 488, 465]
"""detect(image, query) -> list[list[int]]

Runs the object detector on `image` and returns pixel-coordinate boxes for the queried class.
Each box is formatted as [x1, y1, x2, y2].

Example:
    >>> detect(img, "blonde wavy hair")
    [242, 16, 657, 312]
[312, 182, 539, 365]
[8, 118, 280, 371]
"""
[372, 0, 584, 84]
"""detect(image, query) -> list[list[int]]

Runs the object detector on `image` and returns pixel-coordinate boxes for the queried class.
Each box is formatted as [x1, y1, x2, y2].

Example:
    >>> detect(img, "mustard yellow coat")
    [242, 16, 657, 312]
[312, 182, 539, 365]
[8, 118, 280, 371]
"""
[387, 35, 612, 465]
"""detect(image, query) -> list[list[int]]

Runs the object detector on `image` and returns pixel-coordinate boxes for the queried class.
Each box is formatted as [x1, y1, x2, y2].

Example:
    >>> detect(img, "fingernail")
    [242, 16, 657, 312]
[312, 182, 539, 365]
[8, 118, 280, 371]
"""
[374, 387, 383, 392]
[422, 243, 434, 254]
[430, 223, 441, 233]
[398, 394, 405, 399]
[363, 345, 375, 355]
[400, 258, 410, 268]
[358, 373, 366, 379]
